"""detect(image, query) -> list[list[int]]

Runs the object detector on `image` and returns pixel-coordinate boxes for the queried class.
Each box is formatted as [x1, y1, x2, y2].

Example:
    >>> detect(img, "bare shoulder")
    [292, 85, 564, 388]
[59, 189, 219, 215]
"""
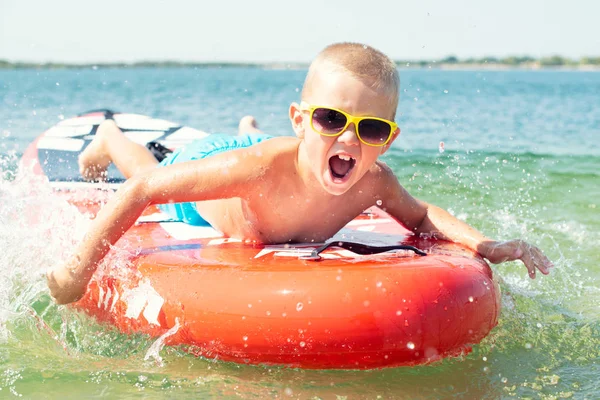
[251, 136, 301, 167]
[345, 160, 399, 206]
[373, 159, 396, 177]
[357, 159, 417, 206]
[221, 136, 300, 172]
[364, 160, 400, 190]
[257, 136, 301, 155]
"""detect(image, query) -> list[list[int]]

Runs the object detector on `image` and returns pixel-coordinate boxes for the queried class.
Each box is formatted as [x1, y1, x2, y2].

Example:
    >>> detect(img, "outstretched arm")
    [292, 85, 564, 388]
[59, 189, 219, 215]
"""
[378, 167, 553, 279]
[47, 177, 152, 304]
[47, 147, 268, 304]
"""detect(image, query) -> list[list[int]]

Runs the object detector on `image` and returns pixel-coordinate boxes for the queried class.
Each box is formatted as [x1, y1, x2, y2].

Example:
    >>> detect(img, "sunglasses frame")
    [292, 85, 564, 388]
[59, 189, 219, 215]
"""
[300, 102, 398, 147]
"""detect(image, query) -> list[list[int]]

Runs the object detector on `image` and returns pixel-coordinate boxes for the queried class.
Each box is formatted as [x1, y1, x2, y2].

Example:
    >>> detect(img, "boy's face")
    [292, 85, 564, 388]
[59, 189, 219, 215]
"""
[291, 68, 400, 196]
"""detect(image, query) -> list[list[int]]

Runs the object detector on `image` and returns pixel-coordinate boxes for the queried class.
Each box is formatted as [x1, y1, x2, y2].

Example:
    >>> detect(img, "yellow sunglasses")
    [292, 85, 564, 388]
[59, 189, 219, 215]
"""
[300, 102, 398, 147]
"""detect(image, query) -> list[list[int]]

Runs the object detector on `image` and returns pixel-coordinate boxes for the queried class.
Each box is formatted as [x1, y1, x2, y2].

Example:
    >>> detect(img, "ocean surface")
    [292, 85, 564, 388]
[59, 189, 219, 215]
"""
[0, 67, 599, 399]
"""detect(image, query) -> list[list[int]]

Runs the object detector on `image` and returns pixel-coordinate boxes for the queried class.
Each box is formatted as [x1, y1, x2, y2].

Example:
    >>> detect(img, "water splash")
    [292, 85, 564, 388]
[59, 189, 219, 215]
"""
[144, 318, 181, 367]
[0, 159, 89, 341]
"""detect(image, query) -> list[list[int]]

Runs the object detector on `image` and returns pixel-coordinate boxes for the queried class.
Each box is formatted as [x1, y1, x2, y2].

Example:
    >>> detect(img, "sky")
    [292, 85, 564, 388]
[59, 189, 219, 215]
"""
[1, 0, 599, 63]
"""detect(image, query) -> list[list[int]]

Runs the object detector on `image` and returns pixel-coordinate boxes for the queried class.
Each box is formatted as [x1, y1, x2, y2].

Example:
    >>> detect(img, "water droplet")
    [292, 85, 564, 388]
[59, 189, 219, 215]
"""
[482, 356, 487, 361]
[443, 89, 448, 94]
[266, 311, 271, 316]
[501, 377, 508, 384]
[407, 342, 415, 350]
[55, 82, 60, 86]
[296, 302, 303, 312]
[536, 323, 543, 328]
[243, 336, 248, 341]
[468, 296, 474, 302]
[376, 281, 382, 288]
[299, 341, 306, 347]
[247, 303, 252, 308]
[525, 343, 532, 349]
[396, 310, 402, 316]
[284, 387, 293, 396]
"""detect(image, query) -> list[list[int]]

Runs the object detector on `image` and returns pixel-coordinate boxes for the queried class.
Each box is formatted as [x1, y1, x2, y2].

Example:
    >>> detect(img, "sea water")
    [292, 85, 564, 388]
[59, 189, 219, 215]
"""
[0, 67, 598, 398]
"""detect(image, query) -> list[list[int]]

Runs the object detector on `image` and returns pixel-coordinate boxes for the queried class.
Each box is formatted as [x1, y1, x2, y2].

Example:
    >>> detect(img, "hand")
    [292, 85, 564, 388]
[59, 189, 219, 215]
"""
[479, 240, 554, 279]
[46, 261, 89, 305]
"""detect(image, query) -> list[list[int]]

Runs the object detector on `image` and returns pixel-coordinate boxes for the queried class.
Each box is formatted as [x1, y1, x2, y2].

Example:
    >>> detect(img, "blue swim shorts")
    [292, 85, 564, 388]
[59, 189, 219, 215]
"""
[156, 133, 273, 225]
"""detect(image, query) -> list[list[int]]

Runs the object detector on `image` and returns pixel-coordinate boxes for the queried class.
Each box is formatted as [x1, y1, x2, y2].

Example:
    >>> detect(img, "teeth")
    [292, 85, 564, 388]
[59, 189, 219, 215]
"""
[338, 154, 352, 161]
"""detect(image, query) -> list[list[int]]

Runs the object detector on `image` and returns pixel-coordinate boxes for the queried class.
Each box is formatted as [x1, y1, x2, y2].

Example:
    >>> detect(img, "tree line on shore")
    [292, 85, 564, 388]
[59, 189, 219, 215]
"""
[1, 55, 599, 69]
[408, 55, 600, 67]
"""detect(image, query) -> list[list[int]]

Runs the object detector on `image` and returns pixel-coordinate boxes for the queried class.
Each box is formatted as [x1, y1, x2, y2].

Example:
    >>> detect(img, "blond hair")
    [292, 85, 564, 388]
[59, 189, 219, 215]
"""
[302, 43, 400, 115]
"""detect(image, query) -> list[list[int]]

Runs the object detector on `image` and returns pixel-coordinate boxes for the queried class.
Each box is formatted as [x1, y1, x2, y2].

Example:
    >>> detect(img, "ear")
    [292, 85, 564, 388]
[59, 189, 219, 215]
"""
[289, 102, 306, 139]
[380, 127, 401, 155]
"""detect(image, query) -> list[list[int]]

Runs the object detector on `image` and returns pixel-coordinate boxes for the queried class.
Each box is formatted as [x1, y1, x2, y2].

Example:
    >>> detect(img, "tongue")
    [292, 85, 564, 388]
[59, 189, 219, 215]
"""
[329, 155, 352, 178]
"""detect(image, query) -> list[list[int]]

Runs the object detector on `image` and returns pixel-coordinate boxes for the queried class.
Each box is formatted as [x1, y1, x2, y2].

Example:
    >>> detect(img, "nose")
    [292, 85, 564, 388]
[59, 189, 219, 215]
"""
[337, 122, 360, 146]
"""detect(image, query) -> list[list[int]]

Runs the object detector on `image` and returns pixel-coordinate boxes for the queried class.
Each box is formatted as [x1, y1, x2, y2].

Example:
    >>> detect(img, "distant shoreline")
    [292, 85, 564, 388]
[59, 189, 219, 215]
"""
[1, 56, 599, 71]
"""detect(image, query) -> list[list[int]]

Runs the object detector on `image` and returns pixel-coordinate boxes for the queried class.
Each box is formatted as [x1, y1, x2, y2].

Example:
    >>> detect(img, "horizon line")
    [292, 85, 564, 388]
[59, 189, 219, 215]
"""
[1, 54, 599, 69]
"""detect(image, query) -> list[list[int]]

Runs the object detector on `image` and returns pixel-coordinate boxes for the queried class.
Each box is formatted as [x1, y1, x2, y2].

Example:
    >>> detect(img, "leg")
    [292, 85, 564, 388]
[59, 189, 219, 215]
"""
[238, 115, 263, 135]
[78, 120, 159, 180]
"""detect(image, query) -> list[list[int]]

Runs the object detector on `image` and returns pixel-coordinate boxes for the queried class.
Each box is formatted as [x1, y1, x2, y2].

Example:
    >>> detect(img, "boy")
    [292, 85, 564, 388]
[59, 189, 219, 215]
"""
[47, 43, 553, 304]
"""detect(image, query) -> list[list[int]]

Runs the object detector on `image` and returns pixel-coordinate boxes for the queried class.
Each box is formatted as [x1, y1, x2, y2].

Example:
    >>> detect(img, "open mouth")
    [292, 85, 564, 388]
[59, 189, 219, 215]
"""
[329, 154, 356, 180]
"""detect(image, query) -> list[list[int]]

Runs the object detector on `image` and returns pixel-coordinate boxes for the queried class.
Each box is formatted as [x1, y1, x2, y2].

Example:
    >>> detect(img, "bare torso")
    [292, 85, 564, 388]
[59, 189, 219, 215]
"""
[193, 137, 385, 243]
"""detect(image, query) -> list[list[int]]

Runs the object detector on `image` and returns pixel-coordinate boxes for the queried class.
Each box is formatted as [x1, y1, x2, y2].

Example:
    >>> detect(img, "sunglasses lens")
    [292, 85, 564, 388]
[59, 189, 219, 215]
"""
[358, 119, 392, 145]
[312, 108, 347, 134]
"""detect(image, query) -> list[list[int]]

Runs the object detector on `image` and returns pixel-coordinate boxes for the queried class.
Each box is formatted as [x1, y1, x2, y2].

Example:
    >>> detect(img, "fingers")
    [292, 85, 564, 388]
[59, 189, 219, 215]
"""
[482, 240, 554, 280]
[520, 249, 537, 279]
[519, 244, 554, 280]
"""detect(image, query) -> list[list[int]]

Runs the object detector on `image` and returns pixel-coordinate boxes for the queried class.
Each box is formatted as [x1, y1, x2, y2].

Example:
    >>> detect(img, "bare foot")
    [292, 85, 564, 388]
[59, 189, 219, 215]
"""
[238, 115, 263, 135]
[78, 120, 118, 180]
